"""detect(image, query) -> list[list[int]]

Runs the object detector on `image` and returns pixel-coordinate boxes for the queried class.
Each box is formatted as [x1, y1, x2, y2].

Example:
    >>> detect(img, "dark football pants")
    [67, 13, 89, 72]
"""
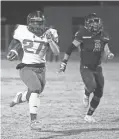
[80, 65, 104, 98]
[19, 66, 46, 101]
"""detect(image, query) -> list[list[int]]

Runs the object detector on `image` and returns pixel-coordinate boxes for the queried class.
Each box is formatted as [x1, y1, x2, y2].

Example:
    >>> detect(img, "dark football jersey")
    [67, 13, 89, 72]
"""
[74, 26, 109, 70]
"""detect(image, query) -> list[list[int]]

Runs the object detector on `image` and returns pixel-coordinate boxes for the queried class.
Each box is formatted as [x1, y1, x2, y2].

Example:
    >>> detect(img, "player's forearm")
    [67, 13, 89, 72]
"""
[49, 40, 60, 55]
[104, 43, 111, 56]
[62, 53, 70, 63]
[8, 39, 21, 55]
[103, 43, 114, 60]
[62, 44, 76, 63]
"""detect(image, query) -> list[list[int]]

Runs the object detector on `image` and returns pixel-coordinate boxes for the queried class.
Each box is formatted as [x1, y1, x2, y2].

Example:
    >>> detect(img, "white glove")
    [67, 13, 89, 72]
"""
[45, 30, 54, 42]
[7, 50, 18, 61]
[108, 53, 114, 59]
[58, 62, 67, 73]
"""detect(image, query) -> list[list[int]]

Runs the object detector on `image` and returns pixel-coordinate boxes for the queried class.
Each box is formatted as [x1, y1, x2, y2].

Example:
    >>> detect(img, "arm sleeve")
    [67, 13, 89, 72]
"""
[65, 44, 76, 56]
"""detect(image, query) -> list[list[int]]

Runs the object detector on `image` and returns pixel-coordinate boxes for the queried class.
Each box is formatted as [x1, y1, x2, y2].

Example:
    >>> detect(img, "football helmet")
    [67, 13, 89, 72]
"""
[85, 13, 103, 33]
[27, 11, 45, 35]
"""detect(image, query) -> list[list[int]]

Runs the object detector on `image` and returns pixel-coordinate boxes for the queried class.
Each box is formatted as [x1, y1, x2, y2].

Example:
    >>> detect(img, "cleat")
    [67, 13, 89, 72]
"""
[30, 120, 42, 131]
[10, 101, 17, 107]
[10, 92, 23, 107]
[84, 115, 97, 123]
[83, 94, 89, 108]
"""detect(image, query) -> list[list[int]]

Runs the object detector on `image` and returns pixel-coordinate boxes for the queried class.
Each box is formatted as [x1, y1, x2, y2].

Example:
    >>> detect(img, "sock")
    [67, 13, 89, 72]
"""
[29, 93, 40, 121]
[21, 91, 27, 102]
[30, 113, 37, 121]
[87, 107, 95, 116]
[87, 96, 100, 116]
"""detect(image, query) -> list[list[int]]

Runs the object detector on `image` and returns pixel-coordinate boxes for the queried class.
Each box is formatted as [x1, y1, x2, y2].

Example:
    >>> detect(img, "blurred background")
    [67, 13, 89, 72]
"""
[1, 1, 119, 61]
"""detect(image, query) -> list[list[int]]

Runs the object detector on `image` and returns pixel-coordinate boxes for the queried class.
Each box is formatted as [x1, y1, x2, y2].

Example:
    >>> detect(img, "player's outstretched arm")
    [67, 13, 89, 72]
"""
[58, 53, 69, 73]
[58, 34, 81, 73]
[58, 44, 76, 73]
[7, 39, 22, 61]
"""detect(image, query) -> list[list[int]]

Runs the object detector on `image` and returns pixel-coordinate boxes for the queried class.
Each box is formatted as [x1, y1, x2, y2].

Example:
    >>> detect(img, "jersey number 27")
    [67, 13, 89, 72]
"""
[23, 39, 44, 54]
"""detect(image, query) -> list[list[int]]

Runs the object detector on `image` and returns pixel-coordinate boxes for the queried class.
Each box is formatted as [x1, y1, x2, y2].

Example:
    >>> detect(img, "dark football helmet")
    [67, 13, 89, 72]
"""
[27, 11, 45, 35]
[85, 13, 103, 33]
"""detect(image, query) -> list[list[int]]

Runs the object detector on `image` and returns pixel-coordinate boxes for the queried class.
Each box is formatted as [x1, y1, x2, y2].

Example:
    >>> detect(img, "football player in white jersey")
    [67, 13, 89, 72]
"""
[7, 11, 60, 130]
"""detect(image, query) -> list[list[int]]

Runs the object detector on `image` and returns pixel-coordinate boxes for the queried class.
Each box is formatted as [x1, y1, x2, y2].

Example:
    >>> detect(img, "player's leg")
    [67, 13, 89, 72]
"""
[86, 66, 104, 122]
[80, 65, 96, 108]
[20, 66, 46, 130]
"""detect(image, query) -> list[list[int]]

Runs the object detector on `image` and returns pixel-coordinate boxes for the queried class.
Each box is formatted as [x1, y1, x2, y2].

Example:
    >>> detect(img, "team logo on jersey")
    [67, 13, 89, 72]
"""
[93, 40, 101, 52]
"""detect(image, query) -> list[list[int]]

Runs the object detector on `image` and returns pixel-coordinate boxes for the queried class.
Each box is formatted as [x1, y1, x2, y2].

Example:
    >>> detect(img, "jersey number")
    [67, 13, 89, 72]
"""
[23, 39, 44, 54]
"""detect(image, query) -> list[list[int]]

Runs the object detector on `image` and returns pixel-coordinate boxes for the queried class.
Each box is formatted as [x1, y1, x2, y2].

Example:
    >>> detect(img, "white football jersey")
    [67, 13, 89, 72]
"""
[13, 25, 58, 64]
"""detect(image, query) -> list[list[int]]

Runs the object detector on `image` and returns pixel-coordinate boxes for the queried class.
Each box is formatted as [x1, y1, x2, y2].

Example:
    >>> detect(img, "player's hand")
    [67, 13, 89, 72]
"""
[7, 50, 17, 61]
[108, 53, 114, 59]
[45, 30, 53, 42]
[58, 62, 67, 73]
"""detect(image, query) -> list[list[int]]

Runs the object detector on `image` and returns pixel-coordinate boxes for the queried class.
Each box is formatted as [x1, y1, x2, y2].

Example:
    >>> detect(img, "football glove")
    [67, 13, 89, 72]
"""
[58, 61, 67, 73]
[45, 30, 54, 42]
[7, 50, 18, 61]
[107, 53, 114, 59]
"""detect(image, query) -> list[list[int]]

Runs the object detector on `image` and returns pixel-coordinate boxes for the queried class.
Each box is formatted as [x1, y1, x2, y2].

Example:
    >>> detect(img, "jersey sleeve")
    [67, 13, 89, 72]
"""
[72, 28, 83, 47]
[13, 25, 25, 42]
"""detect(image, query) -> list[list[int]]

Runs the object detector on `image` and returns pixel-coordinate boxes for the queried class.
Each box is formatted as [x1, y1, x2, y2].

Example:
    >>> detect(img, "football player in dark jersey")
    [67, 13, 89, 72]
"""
[58, 13, 114, 123]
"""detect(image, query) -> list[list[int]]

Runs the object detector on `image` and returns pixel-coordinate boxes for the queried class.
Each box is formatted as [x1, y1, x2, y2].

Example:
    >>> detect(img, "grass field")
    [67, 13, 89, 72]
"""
[1, 59, 119, 139]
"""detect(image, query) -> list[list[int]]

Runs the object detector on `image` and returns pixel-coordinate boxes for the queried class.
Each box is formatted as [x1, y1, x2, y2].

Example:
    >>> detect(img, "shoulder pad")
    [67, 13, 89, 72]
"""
[14, 24, 19, 30]
[13, 25, 27, 41]
[15, 24, 27, 31]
